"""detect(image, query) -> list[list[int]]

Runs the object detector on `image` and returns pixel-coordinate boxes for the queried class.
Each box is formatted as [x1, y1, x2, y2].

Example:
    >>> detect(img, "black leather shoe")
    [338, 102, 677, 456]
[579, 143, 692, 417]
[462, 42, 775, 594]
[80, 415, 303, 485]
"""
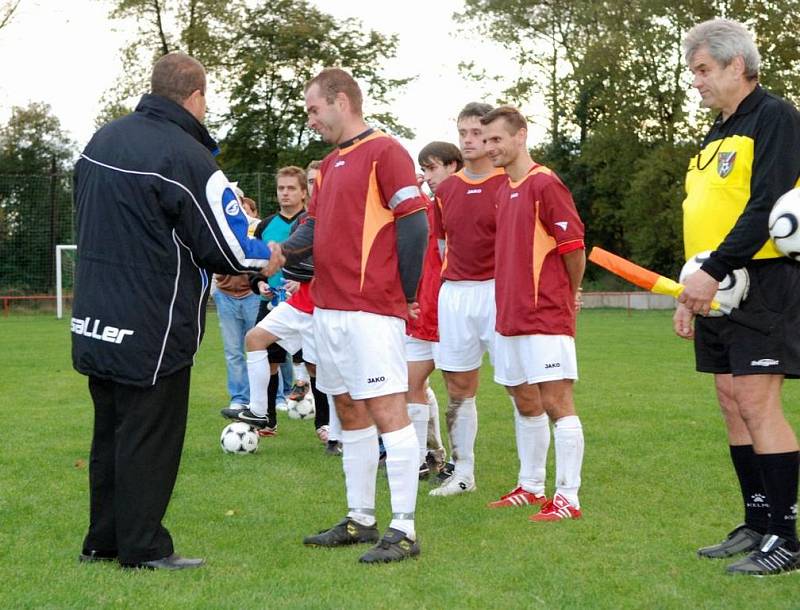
[78, 549, 117, 563]
[122, 553, 204, 571]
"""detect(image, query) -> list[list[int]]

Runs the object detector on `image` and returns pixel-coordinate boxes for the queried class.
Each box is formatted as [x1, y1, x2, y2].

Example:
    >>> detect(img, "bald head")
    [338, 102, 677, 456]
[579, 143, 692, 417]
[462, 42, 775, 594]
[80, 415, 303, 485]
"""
[151, 52, 206, 106]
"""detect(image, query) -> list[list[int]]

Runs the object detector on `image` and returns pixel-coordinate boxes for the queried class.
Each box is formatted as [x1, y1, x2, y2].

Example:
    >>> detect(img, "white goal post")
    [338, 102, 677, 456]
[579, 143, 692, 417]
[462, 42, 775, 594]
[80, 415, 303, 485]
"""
[56, 244, 77, 320]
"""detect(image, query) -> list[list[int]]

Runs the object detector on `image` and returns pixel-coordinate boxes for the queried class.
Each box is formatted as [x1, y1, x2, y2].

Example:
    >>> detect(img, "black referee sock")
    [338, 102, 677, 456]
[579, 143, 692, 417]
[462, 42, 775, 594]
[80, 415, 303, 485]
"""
[729, 445, 769, 533]
[266, 372, 279, 428]
[758, 450, 799, 549]
[309, 376, 329, 430]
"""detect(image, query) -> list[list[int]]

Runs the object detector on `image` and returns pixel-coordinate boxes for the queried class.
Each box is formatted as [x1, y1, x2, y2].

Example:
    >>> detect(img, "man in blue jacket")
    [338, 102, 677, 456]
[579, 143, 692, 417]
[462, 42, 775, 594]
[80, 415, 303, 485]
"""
[72, 52, 271, 570]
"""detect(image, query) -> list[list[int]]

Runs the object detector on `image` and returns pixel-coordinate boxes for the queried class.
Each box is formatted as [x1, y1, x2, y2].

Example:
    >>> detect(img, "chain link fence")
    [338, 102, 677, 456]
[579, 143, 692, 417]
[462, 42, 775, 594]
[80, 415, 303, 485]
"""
[0, 171, 279, 309]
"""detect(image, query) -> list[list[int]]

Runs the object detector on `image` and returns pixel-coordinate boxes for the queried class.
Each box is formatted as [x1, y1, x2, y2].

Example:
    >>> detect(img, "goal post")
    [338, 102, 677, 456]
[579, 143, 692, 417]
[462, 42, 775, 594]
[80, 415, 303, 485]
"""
[56, 244, 77, 319]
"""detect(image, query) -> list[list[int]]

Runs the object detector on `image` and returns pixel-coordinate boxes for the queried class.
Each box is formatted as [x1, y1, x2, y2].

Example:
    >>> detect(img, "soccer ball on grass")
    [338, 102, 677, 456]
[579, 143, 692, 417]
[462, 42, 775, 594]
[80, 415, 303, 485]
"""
[287, 395, 315, 420]
[220, 422, 259, 454]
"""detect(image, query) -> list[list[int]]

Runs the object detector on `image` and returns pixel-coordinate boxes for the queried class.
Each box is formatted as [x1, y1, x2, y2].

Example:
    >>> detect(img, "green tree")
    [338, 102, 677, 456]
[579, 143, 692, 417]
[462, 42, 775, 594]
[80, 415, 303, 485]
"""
[0, 103, 76, 292]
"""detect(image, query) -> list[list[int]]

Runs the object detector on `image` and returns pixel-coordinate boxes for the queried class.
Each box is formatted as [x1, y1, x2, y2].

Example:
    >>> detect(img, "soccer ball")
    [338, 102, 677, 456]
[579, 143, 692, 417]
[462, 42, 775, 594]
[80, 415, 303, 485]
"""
[287, 395, 315, 420]
[220, 422, 259, 454]
[769, 188, 800, 260]
[679, 250, 749, 316]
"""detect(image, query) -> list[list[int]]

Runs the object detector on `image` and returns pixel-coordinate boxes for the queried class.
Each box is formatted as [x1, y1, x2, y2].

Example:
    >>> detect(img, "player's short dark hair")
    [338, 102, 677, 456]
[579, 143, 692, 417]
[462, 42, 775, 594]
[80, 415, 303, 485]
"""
[306, 159, 322, 172]
[151, 52, 206, 105]
[305, 68, 363, 115]
[457, 102, 494, 123]
[418, 142, 464, 171]
[480, 106, 528, 134]
[276, 166, 307, 192]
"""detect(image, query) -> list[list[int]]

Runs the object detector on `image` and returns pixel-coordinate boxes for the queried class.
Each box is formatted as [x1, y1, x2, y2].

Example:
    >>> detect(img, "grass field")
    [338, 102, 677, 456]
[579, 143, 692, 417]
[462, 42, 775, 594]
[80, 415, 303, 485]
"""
[1, 309, 799, 609]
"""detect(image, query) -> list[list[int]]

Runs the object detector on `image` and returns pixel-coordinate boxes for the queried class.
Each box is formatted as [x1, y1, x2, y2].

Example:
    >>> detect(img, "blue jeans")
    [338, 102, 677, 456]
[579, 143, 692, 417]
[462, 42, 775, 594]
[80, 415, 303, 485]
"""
[213, 291, 261, 405]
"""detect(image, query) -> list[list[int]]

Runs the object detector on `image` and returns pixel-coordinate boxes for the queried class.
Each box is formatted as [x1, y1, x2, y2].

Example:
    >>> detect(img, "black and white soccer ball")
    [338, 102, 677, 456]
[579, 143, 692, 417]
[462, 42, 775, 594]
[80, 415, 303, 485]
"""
[769, 188, 800, 261]
[220, 422, 259, 454]
[679, 250, 749, 316]
[287, 395, 315, 420]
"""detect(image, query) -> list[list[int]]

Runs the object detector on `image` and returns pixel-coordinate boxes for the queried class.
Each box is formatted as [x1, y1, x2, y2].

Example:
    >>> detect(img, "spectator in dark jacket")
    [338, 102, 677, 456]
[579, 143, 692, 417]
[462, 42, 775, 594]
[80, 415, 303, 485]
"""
[72, 51, 271, 570]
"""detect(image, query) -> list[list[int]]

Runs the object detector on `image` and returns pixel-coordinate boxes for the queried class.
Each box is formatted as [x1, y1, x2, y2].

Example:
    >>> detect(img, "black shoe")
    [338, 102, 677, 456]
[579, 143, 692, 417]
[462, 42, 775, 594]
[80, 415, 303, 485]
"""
[235, 408, 271, 429]
[325, 440, 342, 456]
[697, 524, 763, 559]
[78, 549, 117, 563]
[359, 528, 420, 563]
[418, 462, 430, 480]
[303, 517, 379, 547]
[121, 553, 204, 571]
[220, 404, 247, 420]
[434, 462, 455, 485]
[726, 535, 800, 576]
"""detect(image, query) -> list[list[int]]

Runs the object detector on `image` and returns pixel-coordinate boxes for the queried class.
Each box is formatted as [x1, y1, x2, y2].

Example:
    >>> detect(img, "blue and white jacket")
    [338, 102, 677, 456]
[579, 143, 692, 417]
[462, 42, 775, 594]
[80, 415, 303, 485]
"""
[71, 94, 270, 386]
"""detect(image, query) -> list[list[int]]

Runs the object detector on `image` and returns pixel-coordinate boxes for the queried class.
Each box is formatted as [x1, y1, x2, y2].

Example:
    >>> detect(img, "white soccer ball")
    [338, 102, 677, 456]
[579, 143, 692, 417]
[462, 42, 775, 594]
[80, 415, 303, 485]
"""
[287, 395, 315, 420]
[220, 422, 259, 454]
[769, 188, 800, 260]
[679, 250, 749, 316]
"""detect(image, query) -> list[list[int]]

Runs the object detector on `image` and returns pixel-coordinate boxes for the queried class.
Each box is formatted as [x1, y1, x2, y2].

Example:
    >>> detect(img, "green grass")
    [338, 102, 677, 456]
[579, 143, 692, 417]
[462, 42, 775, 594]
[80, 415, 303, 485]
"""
[1, 310, 799, 609]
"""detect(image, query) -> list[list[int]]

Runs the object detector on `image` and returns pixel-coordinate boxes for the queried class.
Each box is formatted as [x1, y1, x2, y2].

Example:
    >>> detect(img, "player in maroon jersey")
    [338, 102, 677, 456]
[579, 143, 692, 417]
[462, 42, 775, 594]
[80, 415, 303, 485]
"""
[406, 142, 463, 479]
[265, 68, 428, 563]
[429, 103, 507, 496]
[481, 106, 587, 520]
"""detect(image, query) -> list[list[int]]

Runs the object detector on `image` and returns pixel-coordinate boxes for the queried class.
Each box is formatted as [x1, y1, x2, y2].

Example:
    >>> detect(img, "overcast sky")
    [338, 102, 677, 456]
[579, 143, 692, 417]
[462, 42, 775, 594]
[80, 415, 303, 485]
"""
[0, 0, 544, 164]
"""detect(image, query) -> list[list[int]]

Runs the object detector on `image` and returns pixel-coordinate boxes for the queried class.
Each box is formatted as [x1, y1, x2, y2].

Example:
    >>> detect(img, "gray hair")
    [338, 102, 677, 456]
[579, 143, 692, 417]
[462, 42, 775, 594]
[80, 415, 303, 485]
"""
[683, 18, 760, 80]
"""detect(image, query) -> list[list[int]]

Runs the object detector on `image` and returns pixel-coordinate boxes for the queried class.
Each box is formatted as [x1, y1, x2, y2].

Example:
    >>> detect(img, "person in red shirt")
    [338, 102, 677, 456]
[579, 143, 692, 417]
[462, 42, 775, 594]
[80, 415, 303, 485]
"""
[406, 142, 463, 479]
[266, 68, 428, 563]
[429, 103, 507, 497]
[481, 106, 587, 521]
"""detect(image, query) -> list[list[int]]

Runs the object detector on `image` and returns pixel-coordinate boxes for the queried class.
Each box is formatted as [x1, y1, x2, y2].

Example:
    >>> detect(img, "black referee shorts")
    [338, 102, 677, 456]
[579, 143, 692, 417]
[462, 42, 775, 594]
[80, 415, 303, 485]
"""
[694, 258, 800, 377]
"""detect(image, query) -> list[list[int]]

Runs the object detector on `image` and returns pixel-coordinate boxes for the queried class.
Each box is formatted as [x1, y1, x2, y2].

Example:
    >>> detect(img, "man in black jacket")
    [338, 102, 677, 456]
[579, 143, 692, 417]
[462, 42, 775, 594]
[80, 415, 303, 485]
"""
[72, 52, 271, 570]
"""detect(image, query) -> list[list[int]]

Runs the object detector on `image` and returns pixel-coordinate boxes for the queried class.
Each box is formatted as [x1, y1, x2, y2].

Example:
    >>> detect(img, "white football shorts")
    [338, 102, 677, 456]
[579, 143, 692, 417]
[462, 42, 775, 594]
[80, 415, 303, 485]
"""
[256, 301, 317, 364]
[313, 308, 408, 400]
[435, 279, 496, 371]
[493, 333, 578, 386]
[405, 335, 438, 363]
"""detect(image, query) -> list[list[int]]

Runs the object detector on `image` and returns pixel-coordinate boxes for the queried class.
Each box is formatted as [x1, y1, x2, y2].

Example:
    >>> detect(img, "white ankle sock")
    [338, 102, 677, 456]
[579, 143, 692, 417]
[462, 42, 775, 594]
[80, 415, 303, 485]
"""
[382, 424, 419, 539]
[450, 397, 477, 480]
[515, 410, 550, 495]
[426, 386, 445, 454]
[293, 361, 310, 384]
[342, 425, 379, 526]
[327, 395, 341, 441]
[407, 403, 429, 464]
[246, 350, 269, 417]
[554, 415, 584, 507]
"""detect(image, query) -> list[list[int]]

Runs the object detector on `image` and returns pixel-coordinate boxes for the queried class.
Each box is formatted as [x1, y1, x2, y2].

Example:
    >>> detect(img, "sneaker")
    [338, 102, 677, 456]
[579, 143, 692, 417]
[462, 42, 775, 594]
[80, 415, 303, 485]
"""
[316, 425, 329, 443]
[235, 408, 271, 429]
[276, 400, 289, 412]
[429, 476, 475, 497]
[697, 524, 764, 559]
[288, 381, 310, 402]
[529, 492, 582, 521]
[257, 426, 277, 437]
[726, 534, 800, 576]
[358, 528, 420, 563]
[220, 403, 247, 419]
[303, 517, 379, 547]
[488, 486, 547, 508]
[434, 462, 455, 485]
[418, 462, 430, 480]
[326, 440, 343, 456]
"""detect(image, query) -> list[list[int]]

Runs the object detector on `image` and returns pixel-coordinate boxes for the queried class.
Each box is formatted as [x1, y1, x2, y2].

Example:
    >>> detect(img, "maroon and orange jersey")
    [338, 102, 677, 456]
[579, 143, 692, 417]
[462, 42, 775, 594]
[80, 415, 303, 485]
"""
[433, 168, 506, 281]
[495, 164, 585, 337]
[308, 130, 426, 320]
[407, 195, 442, 342]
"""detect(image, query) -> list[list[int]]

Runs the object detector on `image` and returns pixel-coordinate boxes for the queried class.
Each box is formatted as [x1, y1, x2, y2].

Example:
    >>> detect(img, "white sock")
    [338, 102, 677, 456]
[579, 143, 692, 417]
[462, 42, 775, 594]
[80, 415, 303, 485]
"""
[342, 426, 379, 526]
[327, 395, 341, 442]
[426, 386, 445, 454]
[407, 403, 429, 464]
[293, 361, 310, 384]
[514, 408, 550, 496]
[554, 415, 584, 507]
[449, 396, 477, 480]
[246, 350, 269, 417]
[382, 424, 419, 539]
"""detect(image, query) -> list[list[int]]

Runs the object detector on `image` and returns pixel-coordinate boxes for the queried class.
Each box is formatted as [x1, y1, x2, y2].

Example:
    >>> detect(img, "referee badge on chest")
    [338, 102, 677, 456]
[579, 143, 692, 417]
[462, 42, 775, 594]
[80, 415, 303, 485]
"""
[717, 151, 736, 178]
